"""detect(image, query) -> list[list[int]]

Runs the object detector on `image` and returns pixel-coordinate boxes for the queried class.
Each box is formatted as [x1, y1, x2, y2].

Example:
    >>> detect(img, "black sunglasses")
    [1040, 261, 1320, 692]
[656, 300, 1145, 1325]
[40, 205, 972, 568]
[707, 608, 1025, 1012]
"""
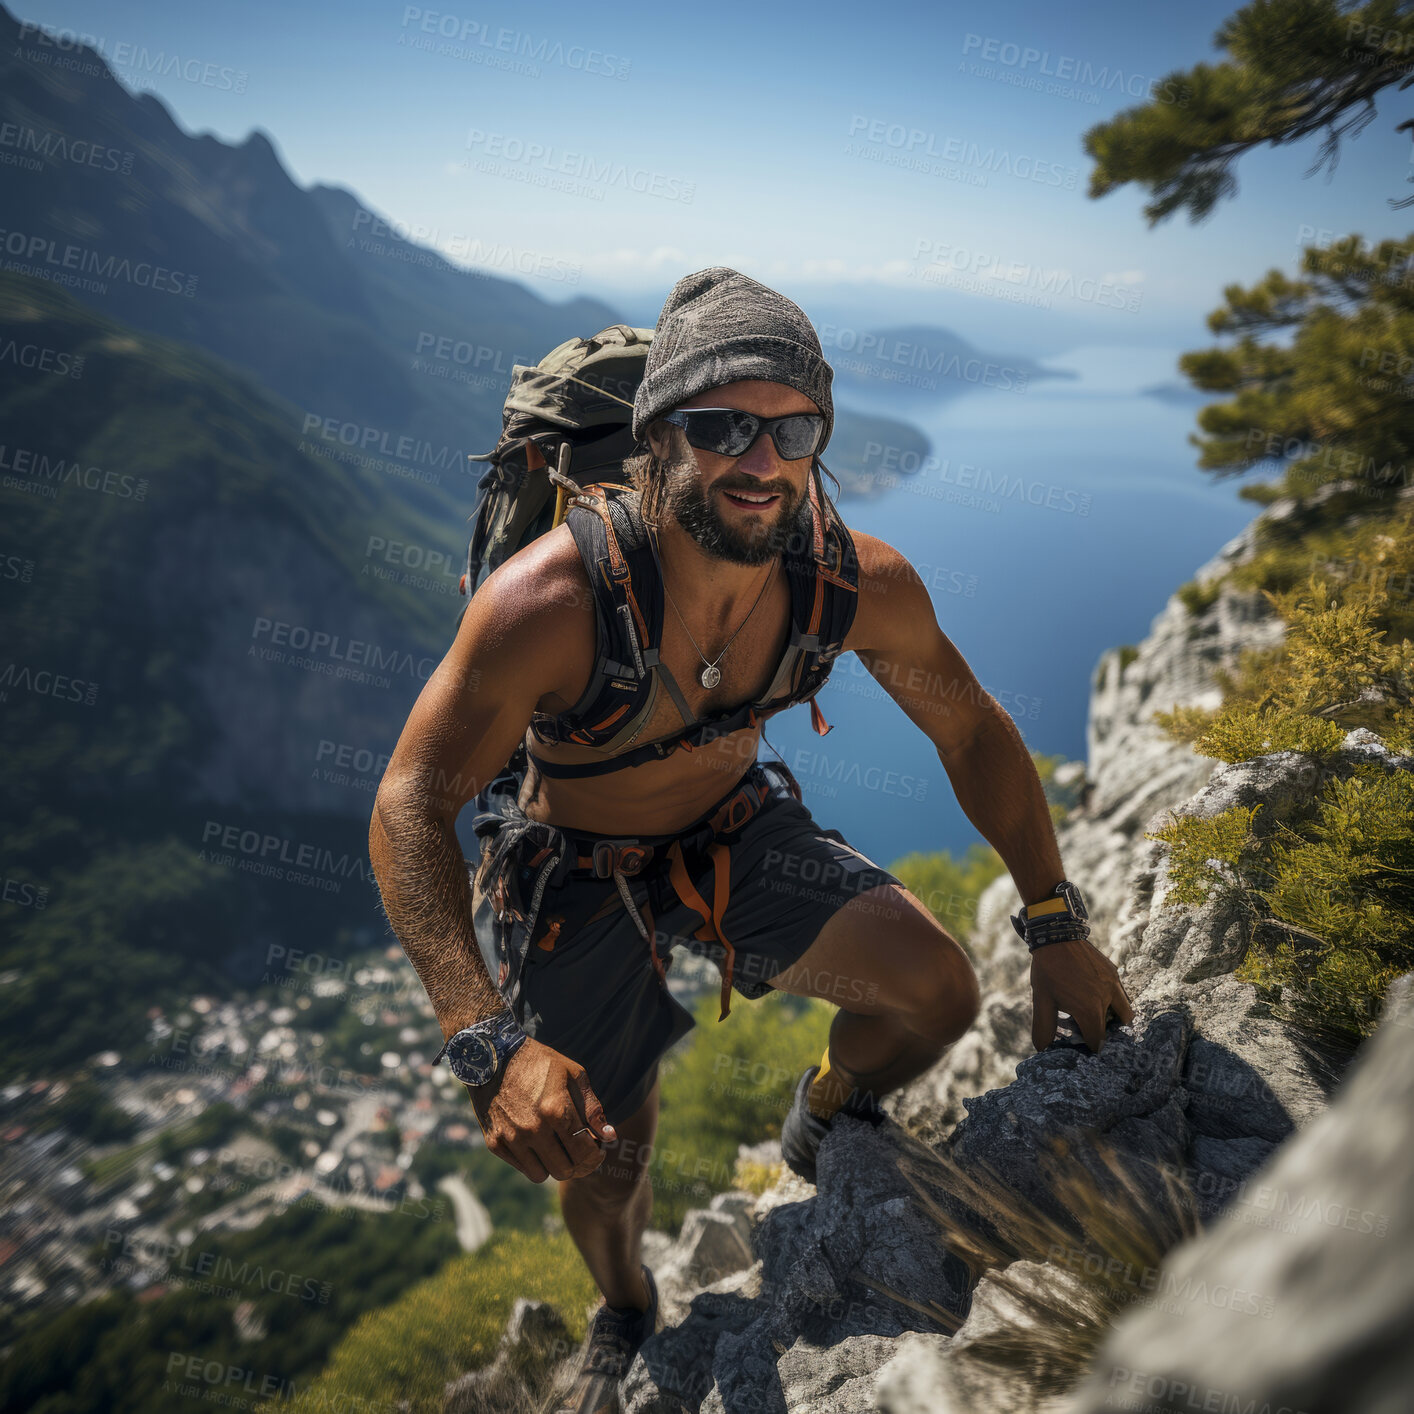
[660, 407, 826, 461]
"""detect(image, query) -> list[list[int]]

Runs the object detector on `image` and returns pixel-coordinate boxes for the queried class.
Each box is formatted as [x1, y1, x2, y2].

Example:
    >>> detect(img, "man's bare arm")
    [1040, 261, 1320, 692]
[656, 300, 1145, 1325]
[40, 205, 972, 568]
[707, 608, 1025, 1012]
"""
[368, 534, 612, 1180]
[846, 535, 1063, 899]
[369, 543, 581, 1033]
[846, 532, 1133, 1051]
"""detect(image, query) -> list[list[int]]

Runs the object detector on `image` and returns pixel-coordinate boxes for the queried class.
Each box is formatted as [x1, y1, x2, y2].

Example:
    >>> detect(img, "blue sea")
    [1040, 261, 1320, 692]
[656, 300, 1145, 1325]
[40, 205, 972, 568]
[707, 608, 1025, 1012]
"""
[760, 344, 1257, 869]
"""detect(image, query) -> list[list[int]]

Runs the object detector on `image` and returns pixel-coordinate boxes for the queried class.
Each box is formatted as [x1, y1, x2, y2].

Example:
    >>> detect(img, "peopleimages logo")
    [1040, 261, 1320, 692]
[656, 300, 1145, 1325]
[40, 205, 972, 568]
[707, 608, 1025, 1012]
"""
[199, 819, 373, 893]
[299, 414, 468, 472]
[814, 322, 1031, 392]
[959, 32, 1192, 105]
[0, 337, 84, 378]
[0, 121, 135, 175]
[0, 226, 198, 296]
[15, 21, 249, 92]
[248, 617, 437, 685]
[398, 7, 630, 79]
[102, 1231, 332, 1305]
[0, 662, 99, 706]
[844, 115, 1079, 189]
[0, 442, 148, 500]
[462, 129, 696, 202]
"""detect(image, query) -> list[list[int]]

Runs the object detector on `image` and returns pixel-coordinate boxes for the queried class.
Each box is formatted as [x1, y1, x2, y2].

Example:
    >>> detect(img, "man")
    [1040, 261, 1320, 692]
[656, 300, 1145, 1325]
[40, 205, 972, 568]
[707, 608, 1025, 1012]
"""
[369, 268, 1133, 1413]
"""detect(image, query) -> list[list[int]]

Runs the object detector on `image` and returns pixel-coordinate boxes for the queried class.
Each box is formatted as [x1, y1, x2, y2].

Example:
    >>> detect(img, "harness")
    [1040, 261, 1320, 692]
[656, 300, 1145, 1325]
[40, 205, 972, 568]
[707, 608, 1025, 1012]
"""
[471, 755, 805, 1022]
[524, 456, 860, 778]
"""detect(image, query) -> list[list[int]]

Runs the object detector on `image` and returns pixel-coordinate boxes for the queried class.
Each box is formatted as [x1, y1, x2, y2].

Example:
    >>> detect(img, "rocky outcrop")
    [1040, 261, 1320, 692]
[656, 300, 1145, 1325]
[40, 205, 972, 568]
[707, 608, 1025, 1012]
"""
[1069, 974, 1414, 1414]
[444, 1298, 574, 1414]
[617, 960, 1362, 1412]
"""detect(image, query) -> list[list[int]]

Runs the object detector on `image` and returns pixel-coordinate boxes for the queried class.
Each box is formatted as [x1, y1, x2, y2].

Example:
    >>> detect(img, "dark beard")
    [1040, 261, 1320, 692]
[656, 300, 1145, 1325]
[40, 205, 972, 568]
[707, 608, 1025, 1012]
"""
[663, 460, 813, 566]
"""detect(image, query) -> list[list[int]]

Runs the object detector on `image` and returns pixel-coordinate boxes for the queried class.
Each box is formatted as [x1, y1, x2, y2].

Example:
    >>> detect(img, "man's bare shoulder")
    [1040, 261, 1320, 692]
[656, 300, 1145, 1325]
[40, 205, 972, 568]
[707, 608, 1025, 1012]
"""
[455, 524, 596, 706]
[844, 529, 931, 648]
[848, 527, 917, 588]
[476, 523, 595, 627]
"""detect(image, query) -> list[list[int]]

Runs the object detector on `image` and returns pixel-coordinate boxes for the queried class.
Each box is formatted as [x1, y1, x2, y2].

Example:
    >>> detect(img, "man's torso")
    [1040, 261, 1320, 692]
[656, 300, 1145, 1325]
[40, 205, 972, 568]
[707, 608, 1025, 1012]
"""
[516, 498, 878, 837]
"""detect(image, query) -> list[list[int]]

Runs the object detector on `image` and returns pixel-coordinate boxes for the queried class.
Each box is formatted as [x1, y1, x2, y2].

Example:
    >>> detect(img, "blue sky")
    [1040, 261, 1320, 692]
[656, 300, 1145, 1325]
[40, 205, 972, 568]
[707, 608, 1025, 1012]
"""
[18, 0, 1408, 343]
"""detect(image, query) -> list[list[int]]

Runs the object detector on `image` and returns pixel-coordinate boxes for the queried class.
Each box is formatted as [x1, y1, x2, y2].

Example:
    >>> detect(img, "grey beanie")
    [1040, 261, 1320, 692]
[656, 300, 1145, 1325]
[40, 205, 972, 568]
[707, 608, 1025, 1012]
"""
[632, 267, 834, 451]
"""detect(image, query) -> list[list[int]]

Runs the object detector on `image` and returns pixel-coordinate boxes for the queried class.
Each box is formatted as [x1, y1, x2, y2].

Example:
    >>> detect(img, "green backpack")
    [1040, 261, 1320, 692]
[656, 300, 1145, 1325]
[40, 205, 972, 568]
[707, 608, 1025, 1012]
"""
[457, 323, 655, 621]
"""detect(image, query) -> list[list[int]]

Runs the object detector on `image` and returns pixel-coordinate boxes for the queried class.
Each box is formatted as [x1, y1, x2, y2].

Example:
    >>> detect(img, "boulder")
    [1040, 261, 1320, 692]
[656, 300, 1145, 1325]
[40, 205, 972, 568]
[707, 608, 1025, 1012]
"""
[443, 1298, 573, 1414]
[1069, 975, 1414, 1414]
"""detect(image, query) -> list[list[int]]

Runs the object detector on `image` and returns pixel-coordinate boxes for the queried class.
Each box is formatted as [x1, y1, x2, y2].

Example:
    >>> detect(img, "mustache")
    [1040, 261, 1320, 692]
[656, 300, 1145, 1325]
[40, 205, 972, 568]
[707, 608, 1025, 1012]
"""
[717, 480, 791, 497]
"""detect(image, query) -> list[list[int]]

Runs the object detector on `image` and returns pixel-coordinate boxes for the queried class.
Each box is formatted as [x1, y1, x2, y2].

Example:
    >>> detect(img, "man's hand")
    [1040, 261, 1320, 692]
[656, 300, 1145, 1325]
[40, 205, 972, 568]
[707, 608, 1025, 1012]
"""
[1030, 939, 1135, 1053]
[466, 1037, 615, 1182]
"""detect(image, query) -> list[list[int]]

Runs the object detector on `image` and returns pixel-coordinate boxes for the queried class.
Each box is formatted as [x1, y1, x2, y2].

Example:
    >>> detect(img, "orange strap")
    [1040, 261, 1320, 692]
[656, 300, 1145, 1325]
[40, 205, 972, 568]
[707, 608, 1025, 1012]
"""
[640, 896, 667, 987]
[706, 841, 736, 1021]
[665, 838, 736, 1020]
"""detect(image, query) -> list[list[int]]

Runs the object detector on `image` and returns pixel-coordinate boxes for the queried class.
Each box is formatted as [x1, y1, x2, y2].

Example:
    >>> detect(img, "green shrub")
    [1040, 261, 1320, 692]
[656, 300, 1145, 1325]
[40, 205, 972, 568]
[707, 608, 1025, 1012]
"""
[1148, 764, 1414, 1043]
[1238, 483, 1284, 505]
[1191, 703, 1347, 764]
[1177, 577, 1222, 615]
[647, 990, 832, 1232]
[1150, 702, 1219, 744]
[1146, 499, 1414, 1039]
[1146, 806, 1263, 909]
[1238, 764, 1414, 1041]
[1163, 541, 1414, 755]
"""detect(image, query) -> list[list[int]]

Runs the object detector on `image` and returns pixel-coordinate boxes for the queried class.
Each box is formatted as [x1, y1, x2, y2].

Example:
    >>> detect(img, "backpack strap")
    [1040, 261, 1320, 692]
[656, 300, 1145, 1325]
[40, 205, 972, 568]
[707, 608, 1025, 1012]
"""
[526, 466, 861, 779]
[749, 458, 860, 720]
[527, 483, 666, 755]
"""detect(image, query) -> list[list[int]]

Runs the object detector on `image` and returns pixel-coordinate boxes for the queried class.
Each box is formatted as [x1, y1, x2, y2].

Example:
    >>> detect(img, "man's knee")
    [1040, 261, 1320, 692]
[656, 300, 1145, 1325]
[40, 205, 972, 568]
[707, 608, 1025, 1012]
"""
[909, 933, 981, 1043]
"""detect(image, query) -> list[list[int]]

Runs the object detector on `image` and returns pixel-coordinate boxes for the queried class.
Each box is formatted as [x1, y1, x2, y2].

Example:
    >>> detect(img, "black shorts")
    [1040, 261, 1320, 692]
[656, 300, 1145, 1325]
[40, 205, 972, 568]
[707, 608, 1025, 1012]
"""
[468, 760, 906, 1127]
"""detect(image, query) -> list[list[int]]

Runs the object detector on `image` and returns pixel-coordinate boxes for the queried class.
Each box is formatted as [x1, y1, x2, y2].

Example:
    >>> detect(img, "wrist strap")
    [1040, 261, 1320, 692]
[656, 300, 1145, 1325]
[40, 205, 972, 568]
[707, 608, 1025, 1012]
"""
[1011, 881, 1090, 952]
[1024, 922, 1089, 952]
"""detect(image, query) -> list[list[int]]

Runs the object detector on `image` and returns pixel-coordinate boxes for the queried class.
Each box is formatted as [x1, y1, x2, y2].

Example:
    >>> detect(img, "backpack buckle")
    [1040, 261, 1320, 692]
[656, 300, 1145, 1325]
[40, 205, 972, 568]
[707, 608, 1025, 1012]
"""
[591, 839, 653, 878]
[711, 783, 765, 837]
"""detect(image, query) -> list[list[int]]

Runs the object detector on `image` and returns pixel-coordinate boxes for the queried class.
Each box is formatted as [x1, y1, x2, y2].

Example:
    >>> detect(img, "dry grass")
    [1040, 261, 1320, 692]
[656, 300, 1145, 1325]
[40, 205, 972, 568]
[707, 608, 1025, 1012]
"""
[878, 1128, 1200, 1399]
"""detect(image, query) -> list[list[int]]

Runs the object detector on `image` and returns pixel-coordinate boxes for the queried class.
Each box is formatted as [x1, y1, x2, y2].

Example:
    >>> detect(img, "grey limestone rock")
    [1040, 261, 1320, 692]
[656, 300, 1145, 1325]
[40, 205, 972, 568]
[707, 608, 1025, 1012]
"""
[1068, 976, 1414, 1414]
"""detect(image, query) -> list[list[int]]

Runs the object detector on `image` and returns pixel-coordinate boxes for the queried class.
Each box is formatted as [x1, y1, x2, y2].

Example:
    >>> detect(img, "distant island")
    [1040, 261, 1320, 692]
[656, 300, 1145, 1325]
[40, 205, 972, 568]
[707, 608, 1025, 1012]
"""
[1140, 380, 1213, 405]
[826, 408, 934, 498]
[822, 321, 1078, 403]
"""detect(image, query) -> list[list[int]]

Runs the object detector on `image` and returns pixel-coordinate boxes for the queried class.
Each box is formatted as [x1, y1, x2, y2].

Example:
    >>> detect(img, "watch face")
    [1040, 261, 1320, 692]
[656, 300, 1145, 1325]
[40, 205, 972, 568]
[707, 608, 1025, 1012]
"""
[447, 1030, 498, 1085]
[1061, 883, 1088, 921]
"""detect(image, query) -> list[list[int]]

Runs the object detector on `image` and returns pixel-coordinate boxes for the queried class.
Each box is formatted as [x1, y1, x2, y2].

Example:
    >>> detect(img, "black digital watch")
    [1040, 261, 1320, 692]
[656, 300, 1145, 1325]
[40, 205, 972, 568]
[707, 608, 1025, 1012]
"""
[1010, 879, 1090, 952]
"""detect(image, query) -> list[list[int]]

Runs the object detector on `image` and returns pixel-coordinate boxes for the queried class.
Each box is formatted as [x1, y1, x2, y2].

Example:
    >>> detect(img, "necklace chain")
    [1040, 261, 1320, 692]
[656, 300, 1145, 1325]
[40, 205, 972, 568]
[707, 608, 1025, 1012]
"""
[650, 528, 778, 690]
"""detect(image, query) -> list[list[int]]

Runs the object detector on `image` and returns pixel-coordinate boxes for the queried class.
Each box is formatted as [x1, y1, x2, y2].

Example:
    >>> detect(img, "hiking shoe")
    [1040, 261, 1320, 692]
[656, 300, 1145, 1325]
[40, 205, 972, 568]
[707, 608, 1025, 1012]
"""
[780, 1064, 886, 1186]
[549, 1265, 658, 1414]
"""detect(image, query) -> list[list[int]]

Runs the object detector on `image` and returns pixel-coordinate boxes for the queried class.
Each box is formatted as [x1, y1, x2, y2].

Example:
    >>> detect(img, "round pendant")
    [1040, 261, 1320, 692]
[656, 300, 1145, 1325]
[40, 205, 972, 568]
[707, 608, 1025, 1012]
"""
[699, 664, 721, 689]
